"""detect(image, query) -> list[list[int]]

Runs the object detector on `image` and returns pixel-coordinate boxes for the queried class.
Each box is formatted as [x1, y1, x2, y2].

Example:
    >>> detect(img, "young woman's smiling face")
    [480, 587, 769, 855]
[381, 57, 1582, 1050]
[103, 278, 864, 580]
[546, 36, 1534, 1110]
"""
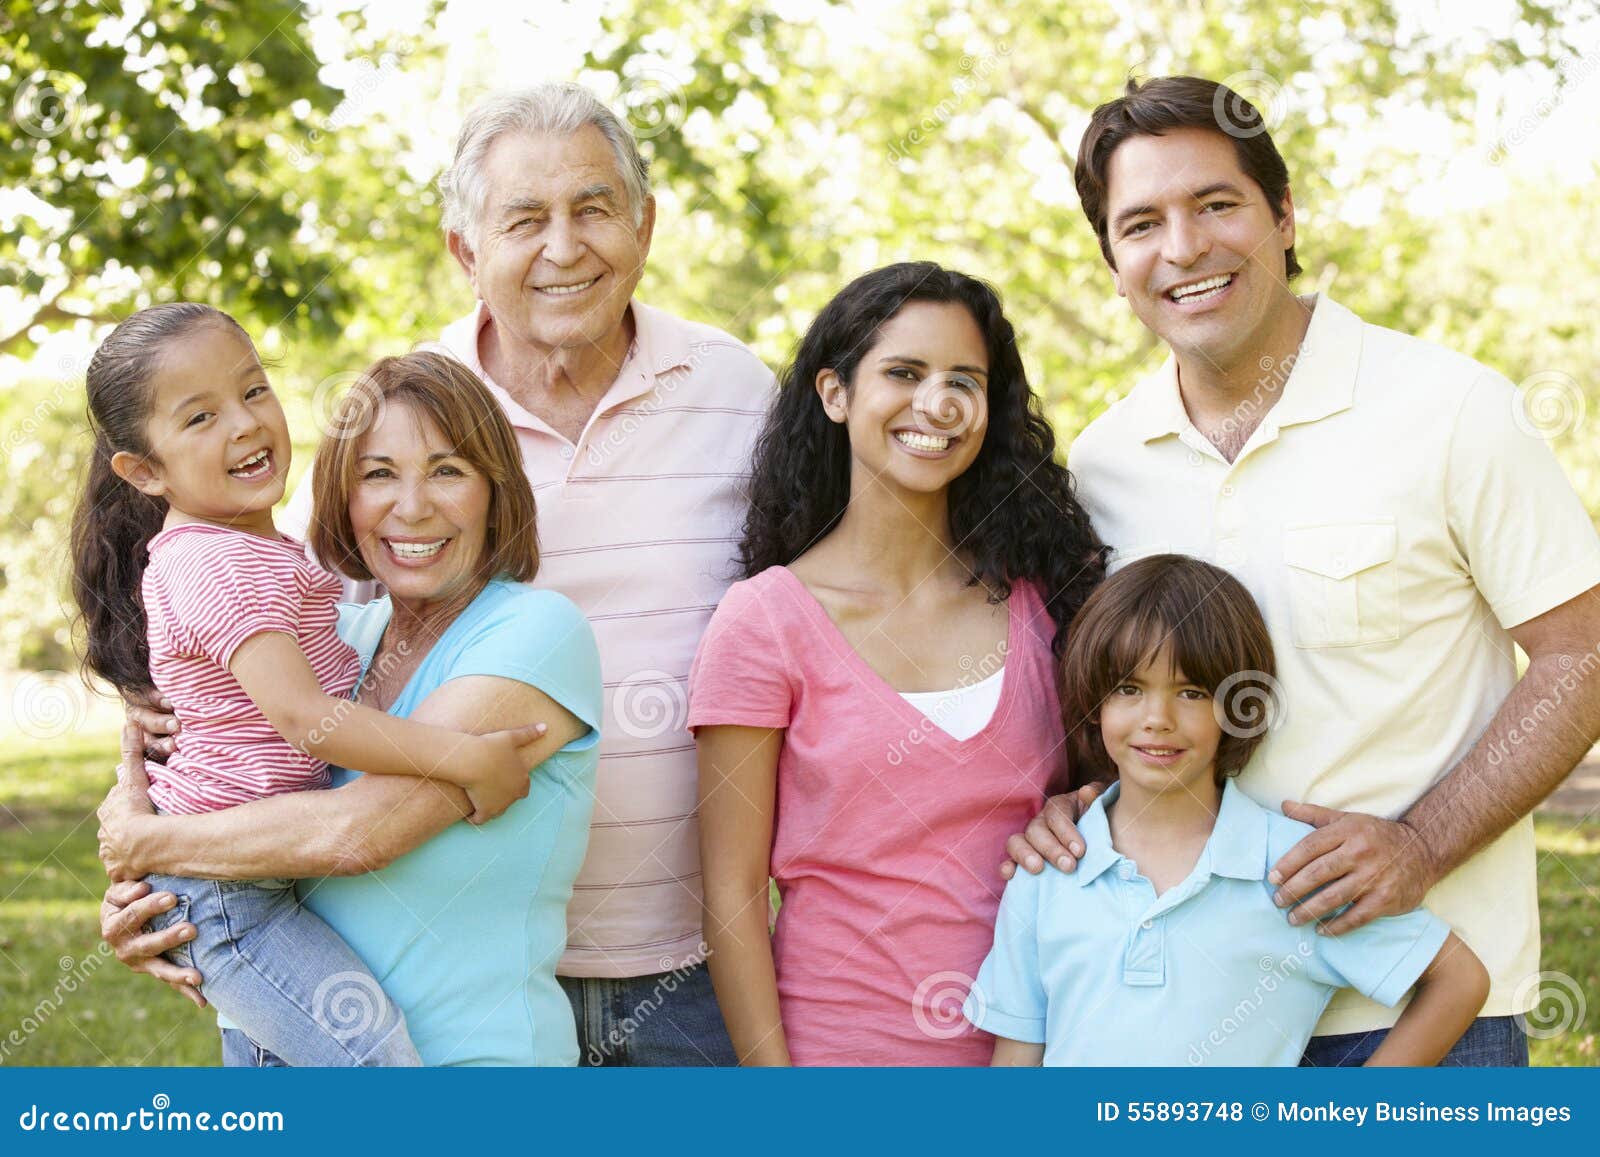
[347, 401, 492, 608]
[816, 300, 990, 497]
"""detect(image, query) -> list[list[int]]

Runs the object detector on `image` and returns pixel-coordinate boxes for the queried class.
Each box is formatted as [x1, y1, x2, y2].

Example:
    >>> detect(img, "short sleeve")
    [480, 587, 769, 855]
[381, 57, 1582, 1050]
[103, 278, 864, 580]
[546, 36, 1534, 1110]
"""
[1306, 904, 1451, 1009]
[686, 577, 795, 731]
[154, 532, 306, 667]
[1446, 370, 1600, 628]
[442, 587, 603, 747]
[962, 868, 1048, 1043]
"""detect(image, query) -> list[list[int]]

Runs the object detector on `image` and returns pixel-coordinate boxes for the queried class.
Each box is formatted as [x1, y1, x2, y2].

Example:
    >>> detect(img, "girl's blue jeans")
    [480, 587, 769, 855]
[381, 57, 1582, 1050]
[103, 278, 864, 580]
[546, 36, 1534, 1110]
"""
[144, 872, 420, 1067]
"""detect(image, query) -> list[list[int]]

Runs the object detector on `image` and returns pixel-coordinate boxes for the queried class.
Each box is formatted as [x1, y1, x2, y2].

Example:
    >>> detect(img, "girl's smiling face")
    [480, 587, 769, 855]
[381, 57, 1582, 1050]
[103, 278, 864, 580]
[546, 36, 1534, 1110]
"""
[816, 300, 990, 498]
[113, 322, 290, 535]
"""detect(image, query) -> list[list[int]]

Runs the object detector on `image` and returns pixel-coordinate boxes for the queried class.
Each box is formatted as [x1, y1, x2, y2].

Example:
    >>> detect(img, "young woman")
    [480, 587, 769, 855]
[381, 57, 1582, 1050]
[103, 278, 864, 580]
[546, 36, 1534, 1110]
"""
[689, 262, 1106, 1065]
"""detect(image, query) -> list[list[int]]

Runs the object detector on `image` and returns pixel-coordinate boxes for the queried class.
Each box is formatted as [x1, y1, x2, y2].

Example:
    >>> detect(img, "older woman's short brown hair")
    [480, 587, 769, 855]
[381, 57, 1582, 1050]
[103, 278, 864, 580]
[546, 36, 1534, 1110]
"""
[1055, 553, 1278, 793]
[309, 350, 538, 586]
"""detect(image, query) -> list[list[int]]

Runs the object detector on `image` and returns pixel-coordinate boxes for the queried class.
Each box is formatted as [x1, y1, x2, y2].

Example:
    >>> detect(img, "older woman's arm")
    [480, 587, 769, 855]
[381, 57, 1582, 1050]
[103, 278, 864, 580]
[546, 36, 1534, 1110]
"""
[100, 674, 586, 881]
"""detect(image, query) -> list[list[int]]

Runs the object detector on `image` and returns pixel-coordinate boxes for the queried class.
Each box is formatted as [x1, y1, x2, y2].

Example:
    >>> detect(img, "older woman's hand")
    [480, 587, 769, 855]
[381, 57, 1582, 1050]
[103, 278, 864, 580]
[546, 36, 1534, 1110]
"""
[97, 722, 160, 882]
[124, 686, 180, 760]
[100, 880, 205, 1008]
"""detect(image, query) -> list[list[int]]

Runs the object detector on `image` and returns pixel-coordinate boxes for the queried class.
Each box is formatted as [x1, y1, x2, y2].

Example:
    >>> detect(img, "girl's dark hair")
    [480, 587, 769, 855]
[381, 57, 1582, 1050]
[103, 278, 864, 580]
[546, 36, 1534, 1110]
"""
[70, 303, 252, 698]
[1055, 553, 1278, 793]
[1075, 75, 1301, 280]
[738, 261, 1107, 651]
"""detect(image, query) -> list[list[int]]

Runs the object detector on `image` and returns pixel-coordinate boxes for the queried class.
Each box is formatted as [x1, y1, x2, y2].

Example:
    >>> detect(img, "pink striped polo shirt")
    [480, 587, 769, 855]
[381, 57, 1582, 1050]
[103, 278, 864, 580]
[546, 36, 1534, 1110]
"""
[282, 299, 774, 977]
[142, 522, 361, 816]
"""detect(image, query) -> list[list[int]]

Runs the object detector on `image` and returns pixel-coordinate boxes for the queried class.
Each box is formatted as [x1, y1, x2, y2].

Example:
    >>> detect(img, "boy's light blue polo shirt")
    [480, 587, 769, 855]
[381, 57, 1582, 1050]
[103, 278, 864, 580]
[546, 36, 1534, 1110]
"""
[963, 780, 1452, 1066]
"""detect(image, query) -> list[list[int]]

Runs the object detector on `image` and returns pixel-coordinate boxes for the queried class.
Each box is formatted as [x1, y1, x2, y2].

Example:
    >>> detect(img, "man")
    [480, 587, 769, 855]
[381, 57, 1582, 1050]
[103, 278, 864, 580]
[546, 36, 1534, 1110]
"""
[107, 83, 773, 1066]
[1008, 75, 1600, 1065]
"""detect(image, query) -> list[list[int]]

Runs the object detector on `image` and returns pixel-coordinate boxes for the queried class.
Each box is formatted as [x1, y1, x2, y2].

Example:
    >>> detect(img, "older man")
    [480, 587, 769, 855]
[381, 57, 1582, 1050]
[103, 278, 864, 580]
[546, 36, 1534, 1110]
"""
[1008, 75, 1600, 1066]
[110, 84, 773, 1066]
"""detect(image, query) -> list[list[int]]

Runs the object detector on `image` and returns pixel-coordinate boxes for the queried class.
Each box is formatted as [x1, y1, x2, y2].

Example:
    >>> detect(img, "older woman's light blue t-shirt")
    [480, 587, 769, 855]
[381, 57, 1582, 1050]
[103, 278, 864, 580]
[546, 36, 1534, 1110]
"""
[298, 579, 601, 1066]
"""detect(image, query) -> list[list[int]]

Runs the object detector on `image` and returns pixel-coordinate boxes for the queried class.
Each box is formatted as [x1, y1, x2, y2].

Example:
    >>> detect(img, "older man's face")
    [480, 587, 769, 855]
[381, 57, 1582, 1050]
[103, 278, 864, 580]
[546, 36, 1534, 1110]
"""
[458, 125, 654, 356]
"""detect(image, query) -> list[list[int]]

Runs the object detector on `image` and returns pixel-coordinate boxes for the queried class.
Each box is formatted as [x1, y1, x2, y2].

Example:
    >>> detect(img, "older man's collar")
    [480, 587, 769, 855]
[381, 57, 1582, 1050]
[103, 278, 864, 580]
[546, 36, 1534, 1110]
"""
[1128, 294, 1362, 445]
[630, 300, 696, 378]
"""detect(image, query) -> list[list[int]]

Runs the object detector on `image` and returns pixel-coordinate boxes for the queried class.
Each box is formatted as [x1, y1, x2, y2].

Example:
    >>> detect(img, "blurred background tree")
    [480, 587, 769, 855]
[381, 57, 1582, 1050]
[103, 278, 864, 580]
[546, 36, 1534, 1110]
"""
[3, 0, 1598, 677]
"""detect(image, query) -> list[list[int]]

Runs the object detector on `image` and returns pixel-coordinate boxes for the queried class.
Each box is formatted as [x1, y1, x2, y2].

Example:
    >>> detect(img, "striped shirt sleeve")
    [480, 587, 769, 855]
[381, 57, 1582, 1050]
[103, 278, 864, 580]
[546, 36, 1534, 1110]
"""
[151, 530, 306, 668]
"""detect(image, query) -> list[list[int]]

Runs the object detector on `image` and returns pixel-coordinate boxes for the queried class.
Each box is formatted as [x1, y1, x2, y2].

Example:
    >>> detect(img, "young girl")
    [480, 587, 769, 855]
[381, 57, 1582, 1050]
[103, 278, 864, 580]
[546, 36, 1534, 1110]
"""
[964, 554, 1489, 1066]
[70, 303, 546, 1066]
[689, 263, 1106, 1065]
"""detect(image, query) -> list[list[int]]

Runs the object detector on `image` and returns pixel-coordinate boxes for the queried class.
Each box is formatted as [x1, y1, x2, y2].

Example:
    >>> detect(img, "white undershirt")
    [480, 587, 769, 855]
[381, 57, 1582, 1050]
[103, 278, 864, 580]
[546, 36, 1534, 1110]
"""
[898, 666, 1006, 741]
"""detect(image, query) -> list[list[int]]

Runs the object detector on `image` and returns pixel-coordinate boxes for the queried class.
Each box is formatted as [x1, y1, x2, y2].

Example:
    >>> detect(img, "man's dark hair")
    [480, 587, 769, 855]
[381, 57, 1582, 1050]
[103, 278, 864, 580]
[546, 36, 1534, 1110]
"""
[1074, 75, 1301, 280]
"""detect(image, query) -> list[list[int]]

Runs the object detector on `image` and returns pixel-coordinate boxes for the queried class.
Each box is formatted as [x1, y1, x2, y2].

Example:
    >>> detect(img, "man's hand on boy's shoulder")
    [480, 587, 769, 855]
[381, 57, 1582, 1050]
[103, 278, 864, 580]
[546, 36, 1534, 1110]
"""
[1001, 781, 1111, 879]
[1268, 800, 1436, 935]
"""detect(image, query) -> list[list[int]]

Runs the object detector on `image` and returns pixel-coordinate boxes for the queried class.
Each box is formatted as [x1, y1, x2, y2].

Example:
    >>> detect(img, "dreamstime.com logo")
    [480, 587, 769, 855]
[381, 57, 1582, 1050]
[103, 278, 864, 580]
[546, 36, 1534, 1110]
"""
[16, 1094, 283, 1133]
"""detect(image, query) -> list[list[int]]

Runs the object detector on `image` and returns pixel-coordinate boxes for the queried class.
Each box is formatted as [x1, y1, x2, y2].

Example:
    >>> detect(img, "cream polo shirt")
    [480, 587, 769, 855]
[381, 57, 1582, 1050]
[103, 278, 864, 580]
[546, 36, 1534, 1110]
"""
[1067, 295, 1600, 1036]
[284, 299, 774, 978]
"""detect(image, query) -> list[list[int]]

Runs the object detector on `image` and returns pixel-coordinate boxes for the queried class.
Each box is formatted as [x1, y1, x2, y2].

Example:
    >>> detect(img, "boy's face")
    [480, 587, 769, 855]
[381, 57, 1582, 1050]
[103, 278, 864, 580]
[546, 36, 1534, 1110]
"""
[1101, 126, 1297, 377]
[1097, 646, 1222, 796]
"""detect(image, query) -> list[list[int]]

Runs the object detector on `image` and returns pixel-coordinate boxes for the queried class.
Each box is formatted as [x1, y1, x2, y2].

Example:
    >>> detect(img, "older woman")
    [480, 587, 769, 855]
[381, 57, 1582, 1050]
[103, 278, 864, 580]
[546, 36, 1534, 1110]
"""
[96, 351, 601, 1066]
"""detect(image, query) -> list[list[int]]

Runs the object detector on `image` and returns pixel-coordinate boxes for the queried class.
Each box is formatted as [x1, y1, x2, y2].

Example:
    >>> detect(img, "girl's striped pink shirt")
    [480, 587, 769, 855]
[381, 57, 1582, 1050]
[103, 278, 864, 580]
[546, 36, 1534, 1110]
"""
[141, 522, 361, 815]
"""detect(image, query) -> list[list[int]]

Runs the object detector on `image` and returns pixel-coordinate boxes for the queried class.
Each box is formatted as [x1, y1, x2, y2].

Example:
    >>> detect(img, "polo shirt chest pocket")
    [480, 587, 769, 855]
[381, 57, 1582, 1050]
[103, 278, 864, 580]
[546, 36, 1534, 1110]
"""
[1282, 520, 1400, 648]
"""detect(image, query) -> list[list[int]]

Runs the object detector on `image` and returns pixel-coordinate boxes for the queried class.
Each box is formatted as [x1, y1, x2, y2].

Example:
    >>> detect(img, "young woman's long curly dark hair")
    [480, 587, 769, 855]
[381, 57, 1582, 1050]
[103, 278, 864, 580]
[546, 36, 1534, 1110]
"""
[738, 261, 1107, 652]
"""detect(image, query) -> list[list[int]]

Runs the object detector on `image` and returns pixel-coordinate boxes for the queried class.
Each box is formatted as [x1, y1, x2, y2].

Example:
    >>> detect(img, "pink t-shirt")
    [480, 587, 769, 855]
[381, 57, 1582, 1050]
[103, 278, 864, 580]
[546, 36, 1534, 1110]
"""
[687, 567, 1066, 1065]
[141, 523, 361, 815]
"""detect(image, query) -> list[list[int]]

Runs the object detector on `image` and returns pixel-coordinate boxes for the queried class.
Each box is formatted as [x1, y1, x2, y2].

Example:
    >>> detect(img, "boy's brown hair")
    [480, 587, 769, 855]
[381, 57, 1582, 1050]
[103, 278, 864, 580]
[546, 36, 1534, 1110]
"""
[1056, 553, 1278, 792]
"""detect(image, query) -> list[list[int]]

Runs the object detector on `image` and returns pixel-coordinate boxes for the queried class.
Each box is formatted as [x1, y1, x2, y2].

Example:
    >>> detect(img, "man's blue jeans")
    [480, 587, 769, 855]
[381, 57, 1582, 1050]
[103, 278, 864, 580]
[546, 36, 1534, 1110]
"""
[1300, 1015, 1528, 1067]
[145, 872, 419, 1067]
[559, 960, 738, 1066]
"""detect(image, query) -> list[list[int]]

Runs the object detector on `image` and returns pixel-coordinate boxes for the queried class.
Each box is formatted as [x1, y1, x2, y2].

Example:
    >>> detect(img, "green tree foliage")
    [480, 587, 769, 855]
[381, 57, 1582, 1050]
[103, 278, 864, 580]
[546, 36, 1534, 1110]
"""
[2, 0, 1597, 672]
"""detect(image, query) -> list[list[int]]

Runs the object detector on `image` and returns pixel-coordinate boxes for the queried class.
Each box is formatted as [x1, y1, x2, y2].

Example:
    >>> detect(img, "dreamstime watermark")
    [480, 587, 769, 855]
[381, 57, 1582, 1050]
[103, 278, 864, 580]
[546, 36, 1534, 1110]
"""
[1212, 668, 1286, 740]
[1511, 369, 1586, 441]
[304, 639, 413, 748]
[1187, 943, 1314, 1064]
[9, 670, 92, 740]
[583, 943, 713, 1064]
[1, 375, 78, 460]
[617, 62, 688, 141]
[0, 942, 115, 1063]
[284, 50, 411, 172]
[1484, 641, 1600, 767]
[912, 970, 979, 1040]
[309, 369, 388, 442]
[1513, 970, 1587, 1040]
[1212, 70, 1288, 140]
[909, 371, 987, 441]
[583, 343, 714, 468]
[612, 668, 689, 741]
[886, 40, 1012, 162]
[884, 640, 1008, 768]
[311, 970, 397, 1043]
[1487, 48, 1600, 164]
[12, 69, 85, 139]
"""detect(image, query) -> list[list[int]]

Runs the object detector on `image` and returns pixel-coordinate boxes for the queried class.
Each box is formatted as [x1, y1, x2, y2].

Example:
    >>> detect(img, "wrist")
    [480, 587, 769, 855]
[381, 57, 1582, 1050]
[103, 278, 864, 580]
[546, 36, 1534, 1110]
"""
[1399, 817, 1444, 890]
[127, 813, 167, 876]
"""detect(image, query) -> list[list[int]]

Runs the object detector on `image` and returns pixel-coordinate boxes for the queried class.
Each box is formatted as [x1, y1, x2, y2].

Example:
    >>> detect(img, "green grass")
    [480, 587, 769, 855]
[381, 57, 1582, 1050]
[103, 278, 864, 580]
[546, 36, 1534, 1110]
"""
[1, 732, 1595, 1066]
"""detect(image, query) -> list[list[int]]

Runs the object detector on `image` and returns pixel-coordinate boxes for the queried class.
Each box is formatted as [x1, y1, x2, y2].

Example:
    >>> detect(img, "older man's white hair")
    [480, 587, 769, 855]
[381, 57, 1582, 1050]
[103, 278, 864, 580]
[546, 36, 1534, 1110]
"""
[439, 82, 651, 248]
